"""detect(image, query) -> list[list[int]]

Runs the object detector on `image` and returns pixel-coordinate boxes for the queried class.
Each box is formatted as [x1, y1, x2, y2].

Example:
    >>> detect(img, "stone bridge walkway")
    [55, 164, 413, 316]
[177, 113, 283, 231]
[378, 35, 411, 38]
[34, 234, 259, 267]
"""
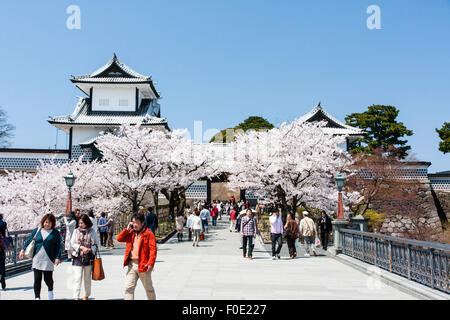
[0, 219, 417, 300]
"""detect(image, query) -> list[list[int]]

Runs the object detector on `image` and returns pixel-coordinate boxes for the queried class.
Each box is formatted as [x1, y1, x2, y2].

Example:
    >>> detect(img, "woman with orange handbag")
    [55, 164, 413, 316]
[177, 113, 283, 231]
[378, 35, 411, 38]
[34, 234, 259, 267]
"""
[70, 214, 100, 300]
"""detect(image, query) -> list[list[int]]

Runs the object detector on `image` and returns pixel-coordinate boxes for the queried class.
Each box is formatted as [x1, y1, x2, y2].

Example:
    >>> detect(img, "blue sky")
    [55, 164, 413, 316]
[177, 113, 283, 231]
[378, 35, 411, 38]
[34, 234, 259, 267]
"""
[0, 1, 448, 172]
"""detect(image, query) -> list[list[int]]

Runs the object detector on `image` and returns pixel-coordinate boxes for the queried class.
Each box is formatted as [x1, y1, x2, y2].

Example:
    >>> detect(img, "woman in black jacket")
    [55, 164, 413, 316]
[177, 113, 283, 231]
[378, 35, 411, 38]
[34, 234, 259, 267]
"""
[318, 211, 333, 251]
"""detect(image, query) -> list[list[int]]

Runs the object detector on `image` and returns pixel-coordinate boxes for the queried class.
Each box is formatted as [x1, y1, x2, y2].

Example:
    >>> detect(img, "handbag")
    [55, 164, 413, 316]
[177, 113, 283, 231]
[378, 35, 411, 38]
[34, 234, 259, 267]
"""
[315, 237, 321, 247]
[24, 227, 41, 259]
[199, 232, 205, 241]
[92, 247, 105, 281]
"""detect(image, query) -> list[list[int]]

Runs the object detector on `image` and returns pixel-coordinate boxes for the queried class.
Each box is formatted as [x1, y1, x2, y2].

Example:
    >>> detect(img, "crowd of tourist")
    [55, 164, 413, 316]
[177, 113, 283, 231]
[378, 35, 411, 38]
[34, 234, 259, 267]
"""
[0, 196, 333, 300]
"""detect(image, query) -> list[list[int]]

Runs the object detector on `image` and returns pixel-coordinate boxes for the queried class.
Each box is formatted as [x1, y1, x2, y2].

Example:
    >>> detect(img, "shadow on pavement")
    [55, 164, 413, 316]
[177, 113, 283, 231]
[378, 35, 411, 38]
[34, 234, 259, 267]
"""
[3, 286, 33, 291]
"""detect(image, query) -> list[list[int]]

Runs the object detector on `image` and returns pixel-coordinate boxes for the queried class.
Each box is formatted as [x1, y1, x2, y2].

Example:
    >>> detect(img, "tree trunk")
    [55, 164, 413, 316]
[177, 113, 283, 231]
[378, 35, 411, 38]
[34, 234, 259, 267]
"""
[178, 187, 186, 214]
[276, 186, 289, 224]
[152, 191, 159, 216]
[162, 188, 180, 222]
[132, 192, 139, 214]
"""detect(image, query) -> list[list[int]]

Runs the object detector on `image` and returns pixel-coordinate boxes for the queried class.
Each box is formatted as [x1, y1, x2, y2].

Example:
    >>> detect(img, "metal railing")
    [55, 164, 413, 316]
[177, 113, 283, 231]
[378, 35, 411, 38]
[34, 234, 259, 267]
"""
[5, 227, 68, 275]
[341, 228, 450, 294]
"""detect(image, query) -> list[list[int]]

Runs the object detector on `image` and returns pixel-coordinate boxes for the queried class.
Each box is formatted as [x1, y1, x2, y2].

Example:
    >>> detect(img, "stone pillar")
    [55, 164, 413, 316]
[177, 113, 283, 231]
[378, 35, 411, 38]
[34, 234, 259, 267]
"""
[329, 219, 350, 256]
[350, 214, 369, 232]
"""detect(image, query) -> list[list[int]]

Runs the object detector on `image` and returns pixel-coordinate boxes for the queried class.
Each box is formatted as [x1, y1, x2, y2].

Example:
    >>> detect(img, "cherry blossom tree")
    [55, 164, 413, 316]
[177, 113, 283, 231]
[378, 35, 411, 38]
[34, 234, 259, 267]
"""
[0, 158, 127, 230]
[94, 125, 174, 215]
[160, 130, 220, 219]
[227, 120, 361, 222]
[95, 124, 220, 217]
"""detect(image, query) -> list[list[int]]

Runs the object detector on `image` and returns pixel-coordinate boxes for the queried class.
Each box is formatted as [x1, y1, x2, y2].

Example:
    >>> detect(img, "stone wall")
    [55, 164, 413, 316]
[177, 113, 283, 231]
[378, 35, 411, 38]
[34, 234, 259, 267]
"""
[433, 190, 450, 222]
[378, 183, 444, 241]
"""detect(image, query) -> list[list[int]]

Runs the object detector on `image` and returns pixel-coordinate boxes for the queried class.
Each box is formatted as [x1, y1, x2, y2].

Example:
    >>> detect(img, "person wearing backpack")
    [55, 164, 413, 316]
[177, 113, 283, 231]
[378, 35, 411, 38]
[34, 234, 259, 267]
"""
[240, 209, 257, 260]
[299, 211, 318, 257]
[284, 214, 299, 259]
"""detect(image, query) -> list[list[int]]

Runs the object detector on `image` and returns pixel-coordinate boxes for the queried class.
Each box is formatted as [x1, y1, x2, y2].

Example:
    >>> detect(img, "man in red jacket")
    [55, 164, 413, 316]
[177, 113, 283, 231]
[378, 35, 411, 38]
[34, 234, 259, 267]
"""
[117, 213, 157, 300]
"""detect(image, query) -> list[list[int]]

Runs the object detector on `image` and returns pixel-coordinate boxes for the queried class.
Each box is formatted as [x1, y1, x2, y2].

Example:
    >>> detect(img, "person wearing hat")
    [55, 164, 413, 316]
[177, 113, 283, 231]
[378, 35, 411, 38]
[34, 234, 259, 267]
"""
[299, 211, 318, 257]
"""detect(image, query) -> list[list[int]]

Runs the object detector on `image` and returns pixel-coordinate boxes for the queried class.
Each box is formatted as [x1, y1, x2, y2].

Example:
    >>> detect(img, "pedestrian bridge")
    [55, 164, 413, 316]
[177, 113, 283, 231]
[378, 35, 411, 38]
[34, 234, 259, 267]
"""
[1, 219, 449, 300]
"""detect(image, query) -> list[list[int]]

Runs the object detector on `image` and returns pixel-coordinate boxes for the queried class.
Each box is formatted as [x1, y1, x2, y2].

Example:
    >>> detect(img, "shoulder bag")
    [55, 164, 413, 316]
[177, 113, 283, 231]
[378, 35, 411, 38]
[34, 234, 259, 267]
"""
[92, 247, 105, 281]
[24, 227, 41, 259]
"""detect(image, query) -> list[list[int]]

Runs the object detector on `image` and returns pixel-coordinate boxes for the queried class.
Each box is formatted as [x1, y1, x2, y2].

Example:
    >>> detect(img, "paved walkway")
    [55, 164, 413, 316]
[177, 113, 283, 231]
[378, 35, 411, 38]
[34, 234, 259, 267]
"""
[0, 219, 417, 300]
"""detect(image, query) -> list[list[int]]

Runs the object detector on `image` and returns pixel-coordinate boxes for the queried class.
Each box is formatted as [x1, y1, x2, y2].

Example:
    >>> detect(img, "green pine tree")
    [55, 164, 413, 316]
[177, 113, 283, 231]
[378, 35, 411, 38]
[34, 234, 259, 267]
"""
[345, 105, 413, 158]
[436, 122, 450, 154]
[210, 116, 274, 143]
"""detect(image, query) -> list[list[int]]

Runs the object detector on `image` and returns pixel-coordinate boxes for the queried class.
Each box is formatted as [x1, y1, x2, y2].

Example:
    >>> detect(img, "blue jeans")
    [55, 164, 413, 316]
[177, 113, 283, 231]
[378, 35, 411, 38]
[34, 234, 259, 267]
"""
[212, 216, 217, 226]
[201, 219, 208, 232]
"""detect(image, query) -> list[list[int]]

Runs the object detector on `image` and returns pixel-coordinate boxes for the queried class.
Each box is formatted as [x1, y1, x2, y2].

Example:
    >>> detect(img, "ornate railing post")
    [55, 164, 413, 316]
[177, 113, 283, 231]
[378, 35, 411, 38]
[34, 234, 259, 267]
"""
[430, 248, 435, 289]
[351, 234, 355, 258]
[362, 235, 366, 263]
[407, 244, 411, 280]
[388, 241, 393, 273]
[13, 234, 18, 265]
[374, 236, 378, 267]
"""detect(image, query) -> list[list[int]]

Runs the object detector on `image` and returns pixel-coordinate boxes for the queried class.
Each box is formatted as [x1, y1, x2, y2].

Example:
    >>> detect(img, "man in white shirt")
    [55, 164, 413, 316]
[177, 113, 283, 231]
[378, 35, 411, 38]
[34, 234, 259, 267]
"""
[269, 208, 283, 260]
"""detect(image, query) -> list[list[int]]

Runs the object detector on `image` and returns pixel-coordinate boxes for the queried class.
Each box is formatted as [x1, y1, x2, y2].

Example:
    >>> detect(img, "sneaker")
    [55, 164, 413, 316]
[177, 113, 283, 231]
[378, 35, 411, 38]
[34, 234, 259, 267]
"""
[313, 250, 317, 256]
[248, 256, 253, 260]
[277, 255, 281, 259]
[272, 256, 276, 260]
[35, 297, 40, 300]
[48, 290, 54, 300]
[82, 297, 88, 300]
[243, 254, 246, 258]
[304, 253, 310, 257]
